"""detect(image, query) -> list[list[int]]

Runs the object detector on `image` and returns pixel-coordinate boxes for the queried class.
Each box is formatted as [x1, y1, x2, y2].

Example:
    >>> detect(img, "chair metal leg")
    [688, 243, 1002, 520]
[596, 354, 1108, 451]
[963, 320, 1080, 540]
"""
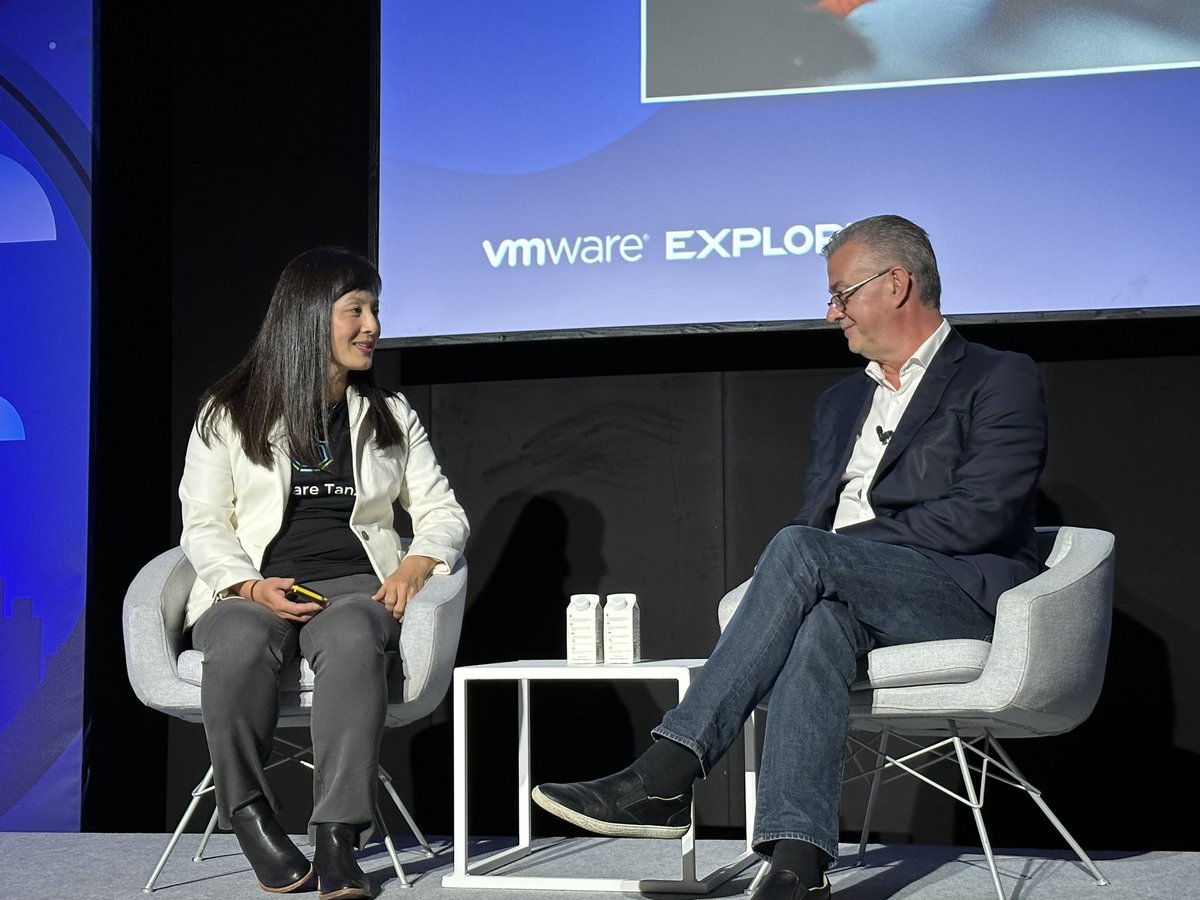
[845, 724, 1107, 899]
[374, 802, 412, 888]
[372, 762, 447, 888]
[855, 726, 890, 867]
[949, 728, 1007, 900]
[142, 765, 216, 893]
[191, 806, 220, 861]
[748, 860, 770, 893]
[145, 745, 439, 893]
[379, 765, 435, 857]
[986, 736, 1109, 886]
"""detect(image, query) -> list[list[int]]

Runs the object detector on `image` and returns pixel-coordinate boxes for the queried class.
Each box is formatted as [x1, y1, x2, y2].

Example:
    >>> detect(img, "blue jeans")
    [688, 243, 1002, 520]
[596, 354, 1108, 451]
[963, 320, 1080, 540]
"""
[652, 525, 995, 860]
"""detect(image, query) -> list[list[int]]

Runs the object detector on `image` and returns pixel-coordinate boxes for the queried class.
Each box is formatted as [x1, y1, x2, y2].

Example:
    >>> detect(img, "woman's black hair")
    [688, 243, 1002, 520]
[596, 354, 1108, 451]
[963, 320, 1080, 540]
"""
[197, 246, 403, 467]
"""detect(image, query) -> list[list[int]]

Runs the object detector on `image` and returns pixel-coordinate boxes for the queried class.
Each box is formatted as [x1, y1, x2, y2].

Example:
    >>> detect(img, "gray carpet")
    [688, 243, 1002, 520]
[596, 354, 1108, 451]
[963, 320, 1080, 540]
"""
[3, 832, 1193, 900]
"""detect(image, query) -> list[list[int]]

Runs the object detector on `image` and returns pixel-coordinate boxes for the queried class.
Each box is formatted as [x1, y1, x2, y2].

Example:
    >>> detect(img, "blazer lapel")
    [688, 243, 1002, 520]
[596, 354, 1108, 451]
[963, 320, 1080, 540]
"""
[835, 375, 874, 470]
[872, 329, 966, 482]
[810, 374, 875, 517]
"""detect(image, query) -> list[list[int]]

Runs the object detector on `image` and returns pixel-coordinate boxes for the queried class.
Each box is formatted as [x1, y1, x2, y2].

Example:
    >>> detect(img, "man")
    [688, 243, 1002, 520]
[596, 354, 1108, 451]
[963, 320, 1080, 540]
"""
[533, 215, 1047, 900]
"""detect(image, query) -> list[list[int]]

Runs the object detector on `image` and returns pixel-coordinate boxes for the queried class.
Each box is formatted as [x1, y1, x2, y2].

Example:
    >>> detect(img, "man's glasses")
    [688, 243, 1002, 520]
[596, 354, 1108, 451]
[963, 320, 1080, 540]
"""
[827, 268, 891, 313]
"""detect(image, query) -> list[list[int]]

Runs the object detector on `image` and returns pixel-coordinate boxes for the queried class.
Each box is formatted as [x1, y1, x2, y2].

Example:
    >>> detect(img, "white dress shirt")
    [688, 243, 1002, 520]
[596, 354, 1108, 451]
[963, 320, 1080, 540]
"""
[832, 319, 951, 531]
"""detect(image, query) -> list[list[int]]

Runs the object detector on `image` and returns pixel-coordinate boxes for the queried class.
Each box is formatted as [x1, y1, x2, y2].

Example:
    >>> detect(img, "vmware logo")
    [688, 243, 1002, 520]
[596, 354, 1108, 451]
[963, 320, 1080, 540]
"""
[482, 233, 646, 268]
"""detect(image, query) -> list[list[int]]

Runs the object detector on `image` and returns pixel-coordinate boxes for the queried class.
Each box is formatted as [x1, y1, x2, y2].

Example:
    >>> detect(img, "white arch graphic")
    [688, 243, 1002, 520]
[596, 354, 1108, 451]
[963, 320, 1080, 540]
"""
[0, 154, 56, 244]
[0, 396, 26, 440]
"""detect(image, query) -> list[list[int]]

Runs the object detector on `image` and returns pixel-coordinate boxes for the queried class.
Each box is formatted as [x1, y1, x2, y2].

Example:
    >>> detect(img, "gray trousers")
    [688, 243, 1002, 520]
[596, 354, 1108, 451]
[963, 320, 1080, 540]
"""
[191, 573, 400, 845]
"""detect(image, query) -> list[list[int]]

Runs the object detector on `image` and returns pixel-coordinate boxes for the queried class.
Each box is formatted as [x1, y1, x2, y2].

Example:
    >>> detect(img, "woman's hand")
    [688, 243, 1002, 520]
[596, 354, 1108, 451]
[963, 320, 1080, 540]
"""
[373, 555, 437, 622]
[235, 576, 324, 623]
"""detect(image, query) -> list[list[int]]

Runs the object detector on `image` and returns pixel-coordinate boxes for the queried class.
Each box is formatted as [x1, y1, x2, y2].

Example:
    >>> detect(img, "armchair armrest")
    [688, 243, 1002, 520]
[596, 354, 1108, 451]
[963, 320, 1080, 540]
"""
[390, 559, 468, 724]
[717, 578, 753, 632]
[122, 547, 204, 718]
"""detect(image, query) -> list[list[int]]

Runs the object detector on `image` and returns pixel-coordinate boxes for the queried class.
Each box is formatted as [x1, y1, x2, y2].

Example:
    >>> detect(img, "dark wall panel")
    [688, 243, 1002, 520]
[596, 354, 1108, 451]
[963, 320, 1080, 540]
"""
[981, 354, 1200, 851]
[86, 0, 174, 833]
[168, 3, 374, 537]
[419, 373, 730, 834]
[436, 373, 725, 658]
[722, 368, 852, 580]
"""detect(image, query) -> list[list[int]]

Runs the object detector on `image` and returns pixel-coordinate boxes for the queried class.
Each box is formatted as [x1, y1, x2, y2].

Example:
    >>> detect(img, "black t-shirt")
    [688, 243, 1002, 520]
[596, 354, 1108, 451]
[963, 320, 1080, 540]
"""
[260, 401, 374, 583]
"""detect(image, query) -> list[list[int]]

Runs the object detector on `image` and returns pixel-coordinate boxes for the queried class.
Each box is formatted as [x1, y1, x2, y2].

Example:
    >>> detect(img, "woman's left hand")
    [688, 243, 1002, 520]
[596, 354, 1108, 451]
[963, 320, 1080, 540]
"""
[373, 555, 438, 622]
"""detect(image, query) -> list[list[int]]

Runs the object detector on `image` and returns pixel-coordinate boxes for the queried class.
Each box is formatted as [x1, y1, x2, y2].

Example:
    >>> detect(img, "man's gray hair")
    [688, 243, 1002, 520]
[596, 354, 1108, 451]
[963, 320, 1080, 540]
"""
[822, 215, 942, 308]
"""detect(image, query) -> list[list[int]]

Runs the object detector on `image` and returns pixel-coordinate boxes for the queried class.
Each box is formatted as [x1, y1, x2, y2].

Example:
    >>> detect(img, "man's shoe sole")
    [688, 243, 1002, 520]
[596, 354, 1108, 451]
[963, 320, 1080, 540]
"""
[532, 786, 690, 839]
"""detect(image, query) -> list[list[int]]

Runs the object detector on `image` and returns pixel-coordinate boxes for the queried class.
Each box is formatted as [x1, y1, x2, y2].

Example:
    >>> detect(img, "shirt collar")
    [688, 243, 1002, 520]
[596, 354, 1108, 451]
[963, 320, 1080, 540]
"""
[864, 318, 951, 389]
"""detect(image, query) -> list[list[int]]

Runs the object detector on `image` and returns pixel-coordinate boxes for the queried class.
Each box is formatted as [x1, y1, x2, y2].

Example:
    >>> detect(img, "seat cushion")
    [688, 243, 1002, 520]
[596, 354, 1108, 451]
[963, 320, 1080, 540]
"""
[176, 649, 401, 701]
[177, 650, 316, 693]
[852, 639, 991, 690]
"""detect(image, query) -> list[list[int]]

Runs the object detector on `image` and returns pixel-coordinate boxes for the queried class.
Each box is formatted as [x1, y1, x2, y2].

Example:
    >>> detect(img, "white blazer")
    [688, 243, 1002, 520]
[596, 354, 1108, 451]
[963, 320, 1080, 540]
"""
[179, 387, 469, 627]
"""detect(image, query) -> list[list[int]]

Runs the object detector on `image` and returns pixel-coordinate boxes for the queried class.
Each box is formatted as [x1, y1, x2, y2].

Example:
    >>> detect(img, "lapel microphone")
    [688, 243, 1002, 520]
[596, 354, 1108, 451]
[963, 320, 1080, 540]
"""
[876, 425, 893, 445]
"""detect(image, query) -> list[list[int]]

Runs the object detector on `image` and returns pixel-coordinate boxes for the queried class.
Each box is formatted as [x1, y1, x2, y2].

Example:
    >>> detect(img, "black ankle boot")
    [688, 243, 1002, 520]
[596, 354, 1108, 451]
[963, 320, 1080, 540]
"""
[229, 799, 314, 893]
[314, 823, 372, 900]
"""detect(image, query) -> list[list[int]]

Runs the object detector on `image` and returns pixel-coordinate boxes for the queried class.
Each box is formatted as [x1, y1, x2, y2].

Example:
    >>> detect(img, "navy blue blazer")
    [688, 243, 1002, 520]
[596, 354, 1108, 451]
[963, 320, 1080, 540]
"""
[791, 329, 1047, 615]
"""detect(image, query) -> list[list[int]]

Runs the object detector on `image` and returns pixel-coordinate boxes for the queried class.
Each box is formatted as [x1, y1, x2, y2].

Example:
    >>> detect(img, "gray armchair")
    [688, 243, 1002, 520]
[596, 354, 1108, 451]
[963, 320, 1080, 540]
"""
[122, 546, 468, 892]
[718, 525, 1115, 900]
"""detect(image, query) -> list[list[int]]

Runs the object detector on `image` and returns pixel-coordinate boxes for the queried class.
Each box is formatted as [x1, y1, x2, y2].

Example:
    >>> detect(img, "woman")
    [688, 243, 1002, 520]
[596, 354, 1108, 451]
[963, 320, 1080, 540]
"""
[179, 247, 468, 898]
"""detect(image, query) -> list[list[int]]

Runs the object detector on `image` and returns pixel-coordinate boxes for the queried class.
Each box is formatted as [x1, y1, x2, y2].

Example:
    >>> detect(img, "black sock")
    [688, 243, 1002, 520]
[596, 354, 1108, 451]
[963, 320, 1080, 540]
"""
[629, 737, 702, 798]
[768, 839, 828, 889]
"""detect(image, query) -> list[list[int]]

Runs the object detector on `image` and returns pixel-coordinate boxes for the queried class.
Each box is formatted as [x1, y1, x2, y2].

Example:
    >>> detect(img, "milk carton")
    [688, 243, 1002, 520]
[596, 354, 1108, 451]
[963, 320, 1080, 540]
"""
[566, 594, 604, 665]
[603, 593, 641, 664]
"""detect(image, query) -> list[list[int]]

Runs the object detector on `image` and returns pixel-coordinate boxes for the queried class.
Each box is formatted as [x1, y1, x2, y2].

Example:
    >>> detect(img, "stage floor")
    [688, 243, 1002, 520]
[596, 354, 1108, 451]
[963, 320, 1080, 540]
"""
[5, 832, 1193, 899]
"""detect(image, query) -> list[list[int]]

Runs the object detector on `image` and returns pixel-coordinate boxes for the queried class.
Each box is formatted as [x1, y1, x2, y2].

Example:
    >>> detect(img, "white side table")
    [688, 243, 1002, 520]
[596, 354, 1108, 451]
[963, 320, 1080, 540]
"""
[442, 658, 761, 893]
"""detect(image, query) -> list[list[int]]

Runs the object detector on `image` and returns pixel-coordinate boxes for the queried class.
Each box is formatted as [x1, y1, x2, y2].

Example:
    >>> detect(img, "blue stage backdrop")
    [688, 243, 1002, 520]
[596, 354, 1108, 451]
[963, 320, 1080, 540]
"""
[0, 0, 92, 830]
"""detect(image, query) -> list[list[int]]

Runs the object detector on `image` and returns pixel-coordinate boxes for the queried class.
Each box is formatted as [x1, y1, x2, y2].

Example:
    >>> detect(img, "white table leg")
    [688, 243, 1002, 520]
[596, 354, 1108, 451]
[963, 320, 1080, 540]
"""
[452, 671, 468, 879]
[517, 677, 532, 848]
[677, 668, 697, 883]
[745, 707, 759, 850]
